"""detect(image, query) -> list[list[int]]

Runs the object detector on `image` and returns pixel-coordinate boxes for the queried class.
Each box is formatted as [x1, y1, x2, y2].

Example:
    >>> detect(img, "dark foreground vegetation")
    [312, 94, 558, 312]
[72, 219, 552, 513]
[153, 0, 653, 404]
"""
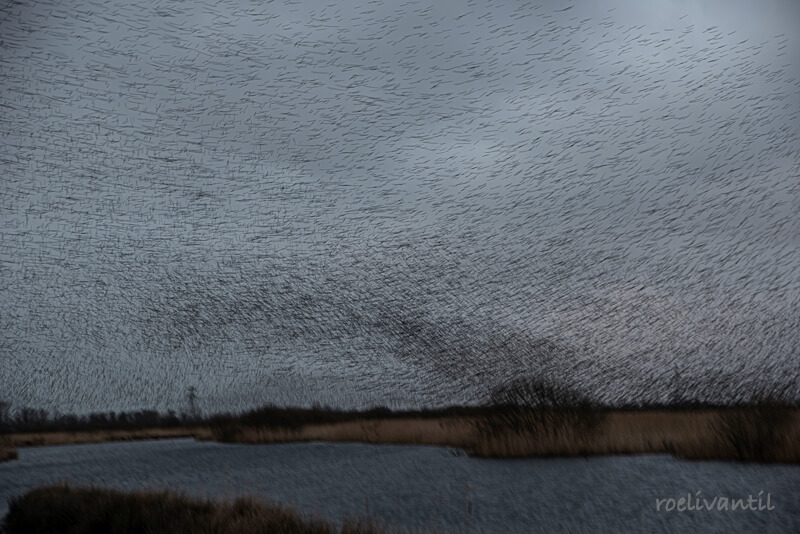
[2, 380, 798, 464]
[3, 484, 419, 534]
[0, 445, 16, 463]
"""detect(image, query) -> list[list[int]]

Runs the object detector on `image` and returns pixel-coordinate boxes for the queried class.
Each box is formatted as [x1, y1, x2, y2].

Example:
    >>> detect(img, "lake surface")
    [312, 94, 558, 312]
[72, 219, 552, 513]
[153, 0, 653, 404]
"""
[1, 439, 798, 533]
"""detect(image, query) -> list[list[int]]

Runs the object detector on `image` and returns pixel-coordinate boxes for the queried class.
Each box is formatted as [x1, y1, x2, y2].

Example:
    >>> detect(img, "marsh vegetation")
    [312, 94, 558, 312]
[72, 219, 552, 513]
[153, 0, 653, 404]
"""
[2, 484, 419, 534]
[3, 382, 797, 463]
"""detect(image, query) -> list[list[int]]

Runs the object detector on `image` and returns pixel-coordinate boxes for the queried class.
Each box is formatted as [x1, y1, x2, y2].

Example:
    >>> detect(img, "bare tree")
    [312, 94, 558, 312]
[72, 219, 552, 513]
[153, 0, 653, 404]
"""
[0, 401, 10, 432]
[0, 401, 10, 422]
[187, 386, 200, 421]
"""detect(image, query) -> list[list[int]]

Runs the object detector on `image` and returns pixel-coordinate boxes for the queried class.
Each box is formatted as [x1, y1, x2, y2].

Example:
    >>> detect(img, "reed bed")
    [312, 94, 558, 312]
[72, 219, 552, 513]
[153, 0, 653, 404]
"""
[4, 403, 798, 463]
[211, 405, 800, 464]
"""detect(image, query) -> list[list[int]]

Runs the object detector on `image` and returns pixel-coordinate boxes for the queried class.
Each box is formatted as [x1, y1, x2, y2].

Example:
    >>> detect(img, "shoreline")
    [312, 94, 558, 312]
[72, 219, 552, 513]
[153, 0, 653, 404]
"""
[3, 406, 799, 464]
[5, 426, 213, 449]
[210, 408, 800, 463]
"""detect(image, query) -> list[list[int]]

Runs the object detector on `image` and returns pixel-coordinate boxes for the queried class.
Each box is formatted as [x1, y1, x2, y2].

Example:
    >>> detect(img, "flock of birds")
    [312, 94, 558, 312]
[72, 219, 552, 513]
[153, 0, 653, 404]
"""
[1, 0, 798, 414]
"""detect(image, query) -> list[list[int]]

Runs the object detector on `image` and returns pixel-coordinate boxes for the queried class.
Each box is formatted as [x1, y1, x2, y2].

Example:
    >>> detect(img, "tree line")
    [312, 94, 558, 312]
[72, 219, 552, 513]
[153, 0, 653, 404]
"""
[0, 400, 206, 434]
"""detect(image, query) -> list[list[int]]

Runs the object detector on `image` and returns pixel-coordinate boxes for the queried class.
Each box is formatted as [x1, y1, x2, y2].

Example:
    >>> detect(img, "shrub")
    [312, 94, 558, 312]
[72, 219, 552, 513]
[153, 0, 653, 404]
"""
[713, 400, 795, 462]
[478, 376, 603, 440]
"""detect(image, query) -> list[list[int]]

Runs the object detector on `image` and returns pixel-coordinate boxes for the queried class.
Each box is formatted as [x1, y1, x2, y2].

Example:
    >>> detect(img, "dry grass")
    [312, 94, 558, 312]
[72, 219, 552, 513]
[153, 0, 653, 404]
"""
[7, 407, 798, 463]
[472, 408, 799, 462]
[220, 417, 478, 451]
[7, 426, 213, 448]
[469, 410, 710, 458]
[3, 484, 422, 534]
[214, 408, 800, 463]
[705, 405, 799, 462]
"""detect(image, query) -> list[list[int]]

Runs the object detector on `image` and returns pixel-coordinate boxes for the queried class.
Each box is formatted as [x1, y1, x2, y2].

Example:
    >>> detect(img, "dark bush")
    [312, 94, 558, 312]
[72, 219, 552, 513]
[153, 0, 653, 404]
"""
[714, 400, 795, 462]
[479, 376, 603, 439]
[3, 484, 408, 534]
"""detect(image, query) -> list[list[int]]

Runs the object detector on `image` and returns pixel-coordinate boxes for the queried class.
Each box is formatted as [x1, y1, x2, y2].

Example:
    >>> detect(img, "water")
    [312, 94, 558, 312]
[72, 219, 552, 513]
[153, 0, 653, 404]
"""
[2, 439, 798, 532]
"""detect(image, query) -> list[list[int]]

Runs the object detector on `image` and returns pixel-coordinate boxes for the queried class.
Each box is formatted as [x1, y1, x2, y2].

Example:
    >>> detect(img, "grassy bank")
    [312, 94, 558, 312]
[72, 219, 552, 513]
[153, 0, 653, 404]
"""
[2, 484, 418, 534]
[471, 407, 800, 462]
[209, 404, 800, 463]
[6, 426, 212, 448]
[4, 403, 798, 463]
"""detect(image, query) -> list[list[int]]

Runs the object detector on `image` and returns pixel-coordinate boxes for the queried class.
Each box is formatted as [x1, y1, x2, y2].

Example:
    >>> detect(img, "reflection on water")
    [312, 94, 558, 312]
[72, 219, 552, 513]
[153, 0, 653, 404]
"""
[1, 439, 798, 533]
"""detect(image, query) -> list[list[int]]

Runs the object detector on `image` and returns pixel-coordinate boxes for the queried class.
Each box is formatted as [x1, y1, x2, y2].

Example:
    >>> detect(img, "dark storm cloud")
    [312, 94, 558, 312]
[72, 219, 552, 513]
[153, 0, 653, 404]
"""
[1, 0, 798, 412]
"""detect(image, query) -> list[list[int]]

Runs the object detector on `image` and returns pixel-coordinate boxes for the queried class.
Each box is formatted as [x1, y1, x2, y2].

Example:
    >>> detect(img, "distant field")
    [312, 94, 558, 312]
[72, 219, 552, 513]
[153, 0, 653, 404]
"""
[4, 404, 798, 463]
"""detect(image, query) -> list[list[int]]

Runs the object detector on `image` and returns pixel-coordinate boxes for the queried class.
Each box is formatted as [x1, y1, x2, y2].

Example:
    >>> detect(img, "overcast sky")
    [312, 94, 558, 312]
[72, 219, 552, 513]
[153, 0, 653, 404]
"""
[1, 0, 798, 413]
